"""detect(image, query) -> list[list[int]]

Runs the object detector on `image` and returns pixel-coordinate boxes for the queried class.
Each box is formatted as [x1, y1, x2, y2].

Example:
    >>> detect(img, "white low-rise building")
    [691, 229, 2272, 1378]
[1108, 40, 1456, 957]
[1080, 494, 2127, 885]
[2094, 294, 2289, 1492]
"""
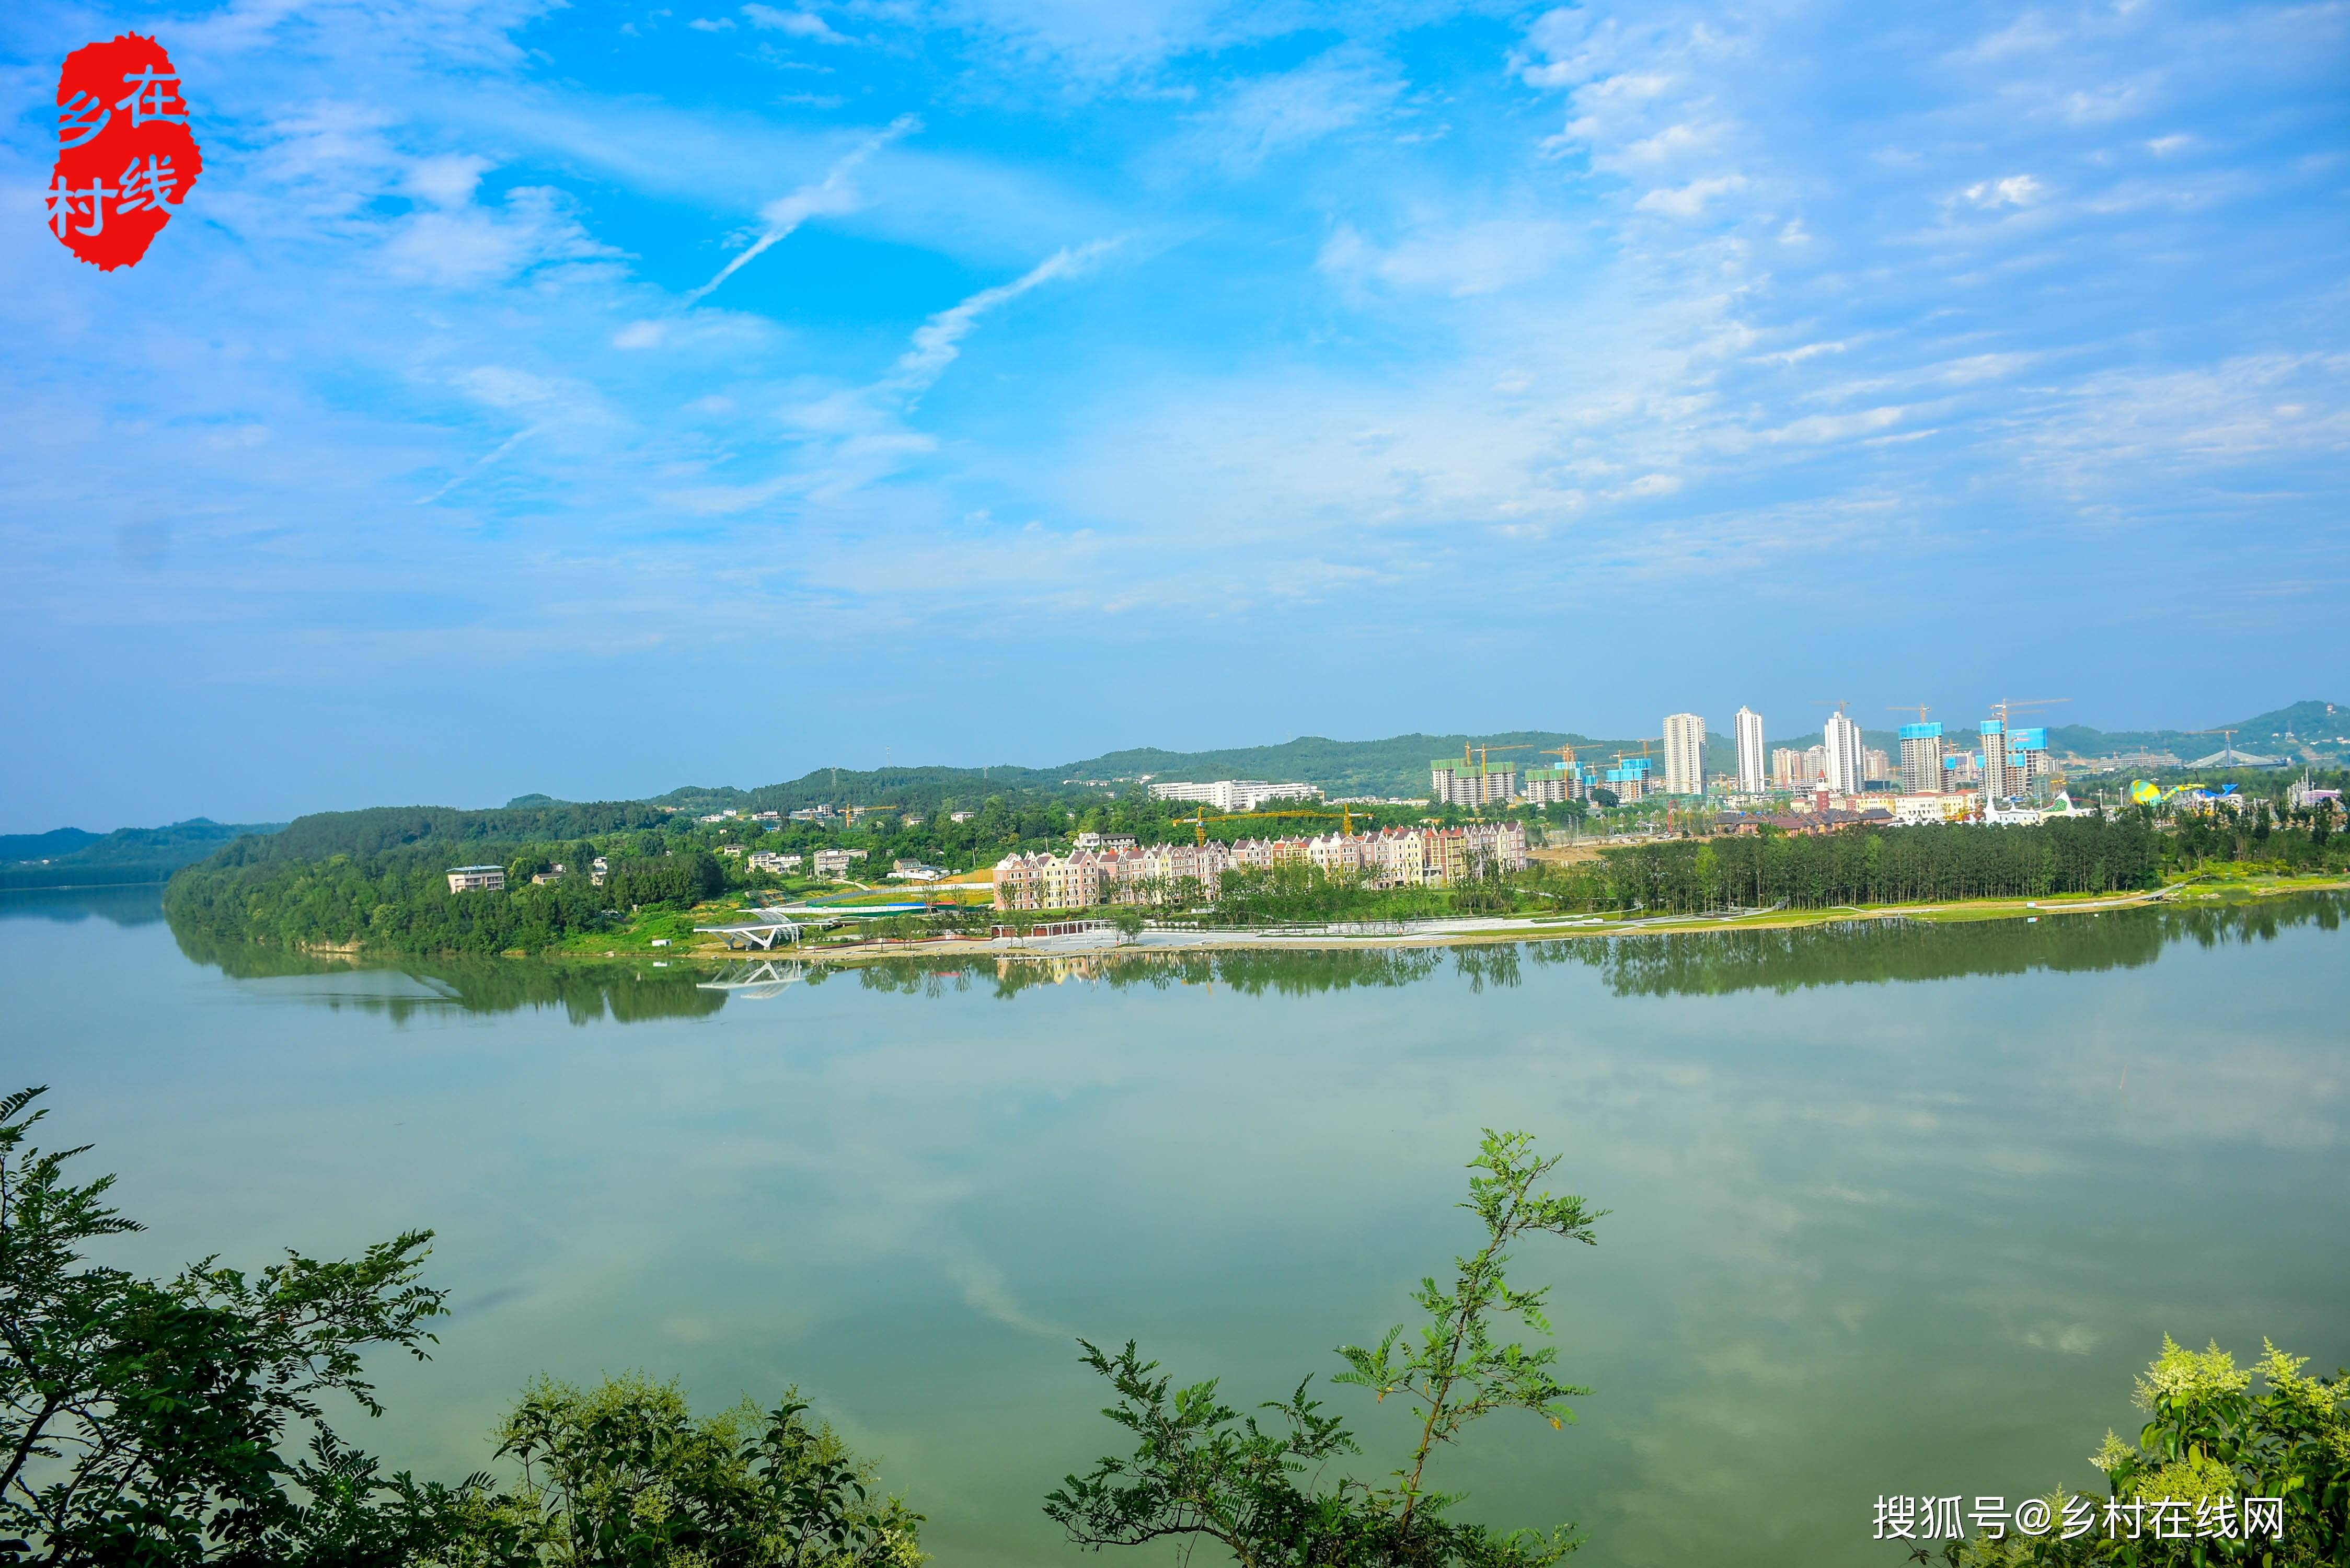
[1891, 793, 1969, 825]
[812, 847, 869, 880]
[1147, 779, 1323, 812]
[993, 822, 1526, 910]
[447, 864, 505, 893]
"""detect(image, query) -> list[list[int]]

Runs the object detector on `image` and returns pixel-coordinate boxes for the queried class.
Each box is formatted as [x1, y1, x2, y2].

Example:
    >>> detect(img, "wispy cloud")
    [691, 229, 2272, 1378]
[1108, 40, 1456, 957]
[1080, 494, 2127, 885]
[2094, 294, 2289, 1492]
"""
[679, 114, 920, 306]
[885, 238, 1124, 401]
[742, 3, 848, 43]
[2, 0, 2344, 825]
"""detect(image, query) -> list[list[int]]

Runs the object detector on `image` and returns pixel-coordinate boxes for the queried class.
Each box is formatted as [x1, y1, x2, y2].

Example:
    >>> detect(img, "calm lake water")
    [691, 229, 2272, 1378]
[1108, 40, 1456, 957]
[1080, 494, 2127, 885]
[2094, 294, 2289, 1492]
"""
[4, 887, 2346, 1566]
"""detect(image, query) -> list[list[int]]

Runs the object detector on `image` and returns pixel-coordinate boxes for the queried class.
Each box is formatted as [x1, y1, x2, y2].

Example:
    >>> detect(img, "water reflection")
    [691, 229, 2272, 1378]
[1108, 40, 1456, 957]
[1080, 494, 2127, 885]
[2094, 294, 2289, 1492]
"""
[828, 894, 2348, 1005]
[169, 929, 725, 1023]
[158, 893, 2350, 1016]
[15, 883, 2347, 1568]
[0, 884, 169, 928]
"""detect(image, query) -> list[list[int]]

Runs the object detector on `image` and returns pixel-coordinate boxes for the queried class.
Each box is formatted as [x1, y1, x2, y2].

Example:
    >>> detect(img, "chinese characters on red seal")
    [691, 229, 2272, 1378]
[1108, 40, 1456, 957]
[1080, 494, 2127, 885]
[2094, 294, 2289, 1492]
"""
[47, 34, 203, 271]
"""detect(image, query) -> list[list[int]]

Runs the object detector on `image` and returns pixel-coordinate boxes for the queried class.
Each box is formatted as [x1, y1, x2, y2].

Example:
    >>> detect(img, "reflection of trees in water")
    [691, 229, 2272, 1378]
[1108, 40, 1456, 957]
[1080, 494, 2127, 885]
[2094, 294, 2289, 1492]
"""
[161, 892, 2347, 1018]
[170, 930, 725, 1024]
[837, 895, 2348, 1003]
[846, 947, 1449, 999]
[1452, 945, 1521, 993]
[0, 885, 170, 928]
[1531, 893, 2349, 998]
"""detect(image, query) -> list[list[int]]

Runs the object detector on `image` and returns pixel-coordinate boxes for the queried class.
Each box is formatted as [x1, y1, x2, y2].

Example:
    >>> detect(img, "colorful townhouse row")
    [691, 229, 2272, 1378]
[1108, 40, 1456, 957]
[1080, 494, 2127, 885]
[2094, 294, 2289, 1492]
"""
[992, 821, 1530, 912]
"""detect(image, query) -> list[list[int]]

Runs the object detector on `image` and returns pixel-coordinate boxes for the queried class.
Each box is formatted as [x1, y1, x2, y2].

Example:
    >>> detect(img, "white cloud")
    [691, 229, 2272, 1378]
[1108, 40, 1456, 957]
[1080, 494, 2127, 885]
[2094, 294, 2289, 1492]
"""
[1318, 218, 1583, 298]
[1946, 13, 2065, 64]
[681, 115, 919, 305]
[1762, 408, 1905, 444]
[889, 240, 1122, 399]
[381, 186, 615, 287]
[1635, 174, 1747, 217]
[742, 3, 846, 42]
[405, 154, 492, 207]
[1178, 50, 1406, 172]
[688, 15, 735, 30]
[1961, 174, 2045, 208]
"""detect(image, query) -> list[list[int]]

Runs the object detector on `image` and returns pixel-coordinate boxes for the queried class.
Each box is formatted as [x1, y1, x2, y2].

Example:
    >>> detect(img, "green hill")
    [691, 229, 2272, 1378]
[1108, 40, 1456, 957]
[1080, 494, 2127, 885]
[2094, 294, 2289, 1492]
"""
[489, 700, 2346, 823]
[0, 818, 287, 890]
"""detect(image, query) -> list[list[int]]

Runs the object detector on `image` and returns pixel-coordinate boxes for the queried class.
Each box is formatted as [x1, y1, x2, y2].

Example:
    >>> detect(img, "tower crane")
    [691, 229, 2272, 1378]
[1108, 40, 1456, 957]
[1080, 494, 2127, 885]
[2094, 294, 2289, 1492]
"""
[2189, 727, 2243, 766]
[1461, 741, 1533, 770]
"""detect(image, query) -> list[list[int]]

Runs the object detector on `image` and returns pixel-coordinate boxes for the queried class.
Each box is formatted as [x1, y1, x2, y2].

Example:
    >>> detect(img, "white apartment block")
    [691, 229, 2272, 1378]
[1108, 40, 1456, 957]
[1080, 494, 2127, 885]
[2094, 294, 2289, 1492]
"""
[1661, 712, 1707, 796]
[1897, 723, 1946, 795]
[1823, 710, 1865, 797]
[993, 822, 1528, 912]
[1734, 708, 1766, 794]
[446, 864, 505, 893]
[1518, 765, 1575, 804]
[811, 847, 870, 880]
[1429, 757, 1518, 808]
[1147, 779, 1324, 812]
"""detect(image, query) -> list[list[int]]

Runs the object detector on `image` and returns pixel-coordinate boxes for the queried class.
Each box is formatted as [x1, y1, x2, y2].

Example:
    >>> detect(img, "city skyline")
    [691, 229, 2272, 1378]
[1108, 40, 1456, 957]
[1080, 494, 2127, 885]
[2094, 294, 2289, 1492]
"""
[4, 0, 2346, 829]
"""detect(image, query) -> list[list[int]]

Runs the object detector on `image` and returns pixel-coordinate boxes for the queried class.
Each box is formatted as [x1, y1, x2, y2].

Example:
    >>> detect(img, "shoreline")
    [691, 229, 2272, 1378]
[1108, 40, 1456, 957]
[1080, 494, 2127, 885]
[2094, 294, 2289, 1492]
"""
[151, 874, 2350, 971]
[722, 873, 2348, 966]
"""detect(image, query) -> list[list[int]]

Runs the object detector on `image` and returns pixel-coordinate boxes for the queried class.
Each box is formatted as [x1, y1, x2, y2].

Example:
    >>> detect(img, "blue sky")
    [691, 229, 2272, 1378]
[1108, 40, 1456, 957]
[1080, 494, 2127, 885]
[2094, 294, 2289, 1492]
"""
[2, 0, 2345, 828]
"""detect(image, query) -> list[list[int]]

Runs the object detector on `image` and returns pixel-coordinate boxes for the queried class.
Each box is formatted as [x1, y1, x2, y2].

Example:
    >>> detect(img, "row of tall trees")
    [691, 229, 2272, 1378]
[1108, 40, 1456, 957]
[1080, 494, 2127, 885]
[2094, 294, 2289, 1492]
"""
[1569, 817, 2164, 914]
[1181, 820, 2165, 927]
[2159, 802, 2341, 874]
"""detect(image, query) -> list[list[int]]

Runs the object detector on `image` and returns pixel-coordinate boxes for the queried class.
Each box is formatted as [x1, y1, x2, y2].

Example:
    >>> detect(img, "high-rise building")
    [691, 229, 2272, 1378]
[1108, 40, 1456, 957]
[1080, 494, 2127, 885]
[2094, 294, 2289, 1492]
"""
[1429, 757, 1518, 809]
[1770, 747, 1801, 787]
[1823, 709, 1864, 797]
[1603, 757, 1650, 802]
[1661, 713, 1707, 795]
[2006, 727, 2049, 785]
[1863, 747, 1892, 783]
[1734, 708, 1766, 793]
[1978, 719, 2010, 802]
[1898, 722, 1945, 794]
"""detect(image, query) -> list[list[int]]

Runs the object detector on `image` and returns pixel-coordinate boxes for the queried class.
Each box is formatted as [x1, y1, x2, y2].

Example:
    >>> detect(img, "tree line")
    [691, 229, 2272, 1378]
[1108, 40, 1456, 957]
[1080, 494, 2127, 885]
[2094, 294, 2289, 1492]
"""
[1566, 816, 2165, 914]
[164, 840, 727, 955]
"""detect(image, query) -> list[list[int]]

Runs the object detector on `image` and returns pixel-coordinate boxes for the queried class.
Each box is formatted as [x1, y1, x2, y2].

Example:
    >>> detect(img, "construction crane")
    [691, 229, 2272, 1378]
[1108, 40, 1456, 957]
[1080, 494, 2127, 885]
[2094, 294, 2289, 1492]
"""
[1886, 704, 1932, 724]
[2190, 727, 2243, 765]
[1976, 698, 2071, 799]
[1983, 698, 2071, 745]
[1170, 806, 1368, 847]
[1541, 744, 1585, 793]
[1460, 742, 1533, 771]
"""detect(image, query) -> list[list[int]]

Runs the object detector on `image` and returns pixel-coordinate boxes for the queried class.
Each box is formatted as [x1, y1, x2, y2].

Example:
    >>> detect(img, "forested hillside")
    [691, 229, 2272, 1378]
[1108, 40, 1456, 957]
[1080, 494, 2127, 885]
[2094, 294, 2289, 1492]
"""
[0, 818, 285, 890]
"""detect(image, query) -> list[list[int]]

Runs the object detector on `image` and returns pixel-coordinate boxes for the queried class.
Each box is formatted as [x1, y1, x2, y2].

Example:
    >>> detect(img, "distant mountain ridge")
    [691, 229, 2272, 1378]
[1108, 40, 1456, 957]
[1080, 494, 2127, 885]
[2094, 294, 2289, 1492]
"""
[612, 699, 2349, 813]
[0, 817, 288, 891]
[17, 703, 2340, 877]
